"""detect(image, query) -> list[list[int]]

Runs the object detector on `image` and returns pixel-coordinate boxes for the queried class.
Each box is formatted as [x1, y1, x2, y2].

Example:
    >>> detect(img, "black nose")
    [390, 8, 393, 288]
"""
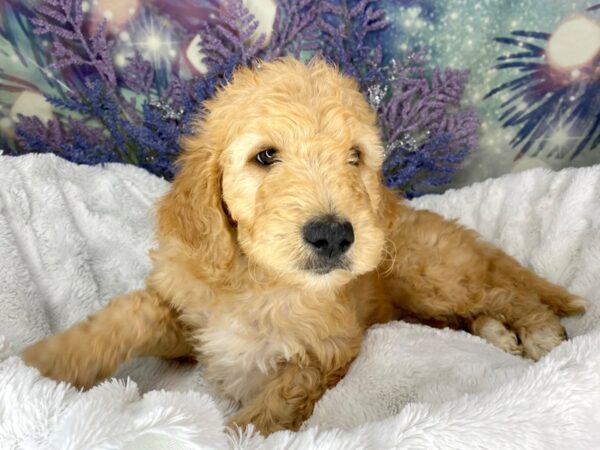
[303, 216, 355, 260]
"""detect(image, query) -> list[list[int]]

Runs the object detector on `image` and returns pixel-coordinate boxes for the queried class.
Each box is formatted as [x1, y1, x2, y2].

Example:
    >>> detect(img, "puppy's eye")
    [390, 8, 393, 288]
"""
[349, 146, 361, 166]
[255, 147, 279, 166]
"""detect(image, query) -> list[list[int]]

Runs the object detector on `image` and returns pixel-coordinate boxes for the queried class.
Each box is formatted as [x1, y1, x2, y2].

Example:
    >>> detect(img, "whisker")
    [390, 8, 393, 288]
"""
[377, 237, 398, 278]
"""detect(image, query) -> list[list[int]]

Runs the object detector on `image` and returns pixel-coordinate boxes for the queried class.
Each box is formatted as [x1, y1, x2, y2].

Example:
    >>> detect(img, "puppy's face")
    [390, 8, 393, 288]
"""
[209, 59, 387, 289]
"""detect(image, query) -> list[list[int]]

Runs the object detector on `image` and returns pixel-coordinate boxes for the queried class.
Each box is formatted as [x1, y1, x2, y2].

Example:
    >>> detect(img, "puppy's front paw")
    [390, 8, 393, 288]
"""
[471, 313, 567, 360]
[21, 335, 102, 389]
[471, 316, 523, 356]
[519, 323, 567, 361]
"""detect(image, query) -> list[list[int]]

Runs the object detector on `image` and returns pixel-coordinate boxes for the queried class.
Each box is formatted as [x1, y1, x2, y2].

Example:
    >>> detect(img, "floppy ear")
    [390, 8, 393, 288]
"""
[156, 131, 237, 273]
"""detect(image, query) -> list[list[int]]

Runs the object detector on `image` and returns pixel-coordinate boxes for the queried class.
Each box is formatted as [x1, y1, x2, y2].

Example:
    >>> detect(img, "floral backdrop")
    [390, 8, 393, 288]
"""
[0, 0, 599, 197]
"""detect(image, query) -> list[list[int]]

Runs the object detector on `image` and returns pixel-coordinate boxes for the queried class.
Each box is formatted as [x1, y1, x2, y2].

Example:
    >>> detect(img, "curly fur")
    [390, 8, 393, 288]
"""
[22, 57, 586, 436]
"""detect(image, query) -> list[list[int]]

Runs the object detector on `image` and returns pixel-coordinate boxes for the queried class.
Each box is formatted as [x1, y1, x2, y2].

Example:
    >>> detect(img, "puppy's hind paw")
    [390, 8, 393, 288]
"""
[21, 336, 103, 389]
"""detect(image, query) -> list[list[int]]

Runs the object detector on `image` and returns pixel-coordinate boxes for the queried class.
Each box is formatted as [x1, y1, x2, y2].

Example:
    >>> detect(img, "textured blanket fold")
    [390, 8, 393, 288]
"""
[1, 154, 599, 449]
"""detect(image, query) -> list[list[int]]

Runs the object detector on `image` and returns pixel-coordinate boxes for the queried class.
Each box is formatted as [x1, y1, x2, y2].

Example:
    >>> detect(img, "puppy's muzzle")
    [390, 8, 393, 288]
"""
[302, 215, 354, 273]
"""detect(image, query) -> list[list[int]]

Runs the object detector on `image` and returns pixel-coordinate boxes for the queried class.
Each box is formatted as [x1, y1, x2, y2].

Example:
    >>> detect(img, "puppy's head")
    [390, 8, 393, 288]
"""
[159, 58, 389, 290]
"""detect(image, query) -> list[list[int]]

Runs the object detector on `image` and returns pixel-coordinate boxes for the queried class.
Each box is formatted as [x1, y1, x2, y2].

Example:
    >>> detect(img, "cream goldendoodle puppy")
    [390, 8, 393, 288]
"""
[22, 57, 586, 435]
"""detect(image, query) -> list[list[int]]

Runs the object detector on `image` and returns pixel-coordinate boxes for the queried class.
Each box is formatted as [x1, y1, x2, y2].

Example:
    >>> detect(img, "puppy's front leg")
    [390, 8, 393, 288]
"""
[230, 345, 359, 435]
[21, 289, 192, 388]
[382, 200, 586, 360]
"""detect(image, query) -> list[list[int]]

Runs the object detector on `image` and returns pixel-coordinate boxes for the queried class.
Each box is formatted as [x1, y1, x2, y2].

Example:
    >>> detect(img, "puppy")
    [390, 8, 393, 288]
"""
[22, 57, 586, 435]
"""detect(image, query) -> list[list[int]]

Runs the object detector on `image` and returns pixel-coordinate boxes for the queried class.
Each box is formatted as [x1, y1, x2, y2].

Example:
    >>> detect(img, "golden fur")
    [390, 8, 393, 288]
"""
[22, 57, 586, 435]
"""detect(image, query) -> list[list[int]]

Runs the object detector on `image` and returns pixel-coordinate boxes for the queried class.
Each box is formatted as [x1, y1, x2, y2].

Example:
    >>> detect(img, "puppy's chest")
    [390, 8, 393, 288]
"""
[191, 290, 314, 403]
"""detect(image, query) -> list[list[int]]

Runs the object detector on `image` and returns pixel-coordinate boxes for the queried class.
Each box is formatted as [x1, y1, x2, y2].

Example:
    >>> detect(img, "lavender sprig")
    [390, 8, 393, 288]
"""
[375, 54, 480, 196]
[318, 0, 389, 87]
[199, 0, 266, 72]
[5, 0, 480, 196]
[122, 52, 154, 96]
[264, 0, 322, 59]
[31, 0, 116, 86]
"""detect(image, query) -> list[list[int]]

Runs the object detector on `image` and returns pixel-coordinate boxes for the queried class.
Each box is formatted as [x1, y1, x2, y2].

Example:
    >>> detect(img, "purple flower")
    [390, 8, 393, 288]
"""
[122, 52, 154, 95]
[32, 0, 117, 86]
[375, 54, 480, 196]
[4, 0, 480, 196]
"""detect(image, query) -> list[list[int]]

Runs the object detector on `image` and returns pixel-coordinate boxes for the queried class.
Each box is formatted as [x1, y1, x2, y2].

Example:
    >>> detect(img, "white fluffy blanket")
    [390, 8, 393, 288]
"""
[1, 154, 599, 450]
